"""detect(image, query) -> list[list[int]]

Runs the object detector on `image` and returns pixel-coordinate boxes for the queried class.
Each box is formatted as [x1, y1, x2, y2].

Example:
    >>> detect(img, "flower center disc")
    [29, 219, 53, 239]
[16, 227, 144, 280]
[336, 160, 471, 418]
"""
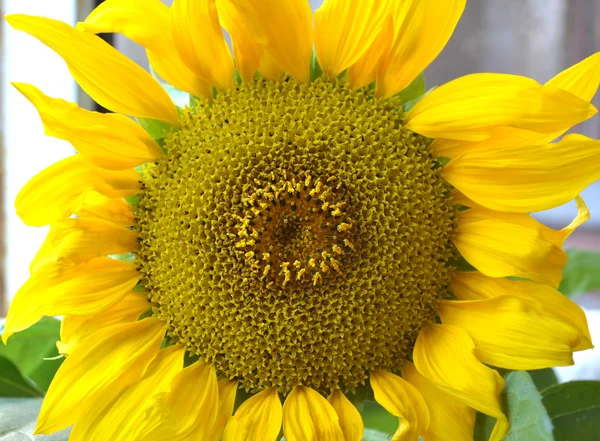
[136, 78, 457, 393]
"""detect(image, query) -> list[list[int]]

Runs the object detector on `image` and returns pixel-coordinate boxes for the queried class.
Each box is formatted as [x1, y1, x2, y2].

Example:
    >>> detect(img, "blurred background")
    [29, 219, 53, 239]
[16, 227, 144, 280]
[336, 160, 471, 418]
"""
[0, 0, 599, 378]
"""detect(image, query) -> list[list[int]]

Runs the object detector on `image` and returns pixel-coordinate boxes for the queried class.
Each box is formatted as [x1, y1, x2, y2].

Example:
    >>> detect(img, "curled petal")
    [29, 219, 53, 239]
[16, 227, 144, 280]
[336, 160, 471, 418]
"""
[370, 370, 430, 441]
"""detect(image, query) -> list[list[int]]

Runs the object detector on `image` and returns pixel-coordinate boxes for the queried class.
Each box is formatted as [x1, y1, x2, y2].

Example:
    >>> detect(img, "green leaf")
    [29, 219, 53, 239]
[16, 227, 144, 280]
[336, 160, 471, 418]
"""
[542, 380, 600, 441]
[0, 318, 63, 392]
[528, 368, 558, 393]
[0, 398, 71, 439]
[474, 371, 554, 441]
[0, 358, 44, 398]
[310, 49, 323, 82]
[396, 73, 425, 106]
[558, 249, 600, 298]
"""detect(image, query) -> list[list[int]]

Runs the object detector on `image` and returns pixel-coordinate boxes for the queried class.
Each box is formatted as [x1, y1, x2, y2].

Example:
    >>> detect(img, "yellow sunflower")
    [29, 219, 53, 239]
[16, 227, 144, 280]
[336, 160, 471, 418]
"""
[3, 0, 599, 440]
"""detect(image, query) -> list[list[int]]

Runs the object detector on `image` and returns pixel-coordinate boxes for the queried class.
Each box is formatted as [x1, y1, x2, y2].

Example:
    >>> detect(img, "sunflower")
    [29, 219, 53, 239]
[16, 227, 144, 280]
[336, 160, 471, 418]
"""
[3, 0, 599, 440]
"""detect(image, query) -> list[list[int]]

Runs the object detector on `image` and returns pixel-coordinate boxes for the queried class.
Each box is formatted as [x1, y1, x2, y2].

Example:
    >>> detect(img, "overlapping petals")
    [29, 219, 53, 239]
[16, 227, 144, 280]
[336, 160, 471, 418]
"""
[5, 3, 599, 441]
[79, 0, 212, 98]
[68, 345, 185, 441]
[406, 74, 596, 141]
[444, 134, 600, 212]
[3, 258, 139, 343]
[15, 155, 139, 227]
[377, 0, 466, 99]
[404, 362, 475, 441]
[283, 386, 345, 441]
[57, 292, 150, 355]
[224, 0, 312, 82]
[35, 318, 166, 434]
[223, 388, 282, 441]
[431, 52, 600, 157]
[6, 14, 179, 124]
[30, 218, 138, 273]
[170, 0, 234, 90]
[414, 324, 508, 441]
[14, 82, 163, 170]
[370, 370, 430, 441]
[314, 0, 391, 77]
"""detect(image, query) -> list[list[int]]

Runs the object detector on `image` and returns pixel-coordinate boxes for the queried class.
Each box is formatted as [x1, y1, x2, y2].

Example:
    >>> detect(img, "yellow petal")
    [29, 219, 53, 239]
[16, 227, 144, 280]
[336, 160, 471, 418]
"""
[58, 292, 150, 355]
[13, 82, 162, 170]
[79, 0, 211, 98]
[137, 361, 220, 440]
[283, 386, 344, 441]
[6, 14, 179, 124]
[454, 204, 567, 287]
[414, 324, 508, 441]
[170, 0, 233, 90]
[453, 271, 593, 351]
[30, 217, 138, 273]
[206, 380, 239, 441]
[406, 73, 596, 141]
[69, 345, 185, 441]
[548, 52, 600, 101]
[15, 155, 139, 227]
[75, 191, 135, 226]
[216, 0, 284, 82]
[444, 135, 600, 212]
[403, 362, 475, 441]
[223, 388, 282, 441]
[347, 18, 394, 89]
[2, 257, 139, 343]
[453, 192, 589, 249]
[314, 0, 392, 77]
[327, 390, 364, 441]
[560, 195, 591, 242]
[432, 52, 600, 157]
[225, 0, 312, 82]
[439, 297, 582, 369]
[35, 317, 166, 434]
[370, 370, 429, 441]
[377, 0, 466, 99]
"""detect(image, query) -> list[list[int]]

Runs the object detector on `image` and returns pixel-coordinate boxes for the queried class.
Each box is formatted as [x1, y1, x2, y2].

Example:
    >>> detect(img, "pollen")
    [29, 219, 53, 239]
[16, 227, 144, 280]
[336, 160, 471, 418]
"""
[135, 77, 457, 393]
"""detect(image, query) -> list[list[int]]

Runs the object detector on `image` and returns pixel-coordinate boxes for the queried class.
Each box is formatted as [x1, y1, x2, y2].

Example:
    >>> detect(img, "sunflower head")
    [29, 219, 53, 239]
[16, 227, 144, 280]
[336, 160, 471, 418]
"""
[4, 0, 598, 440]
[136, 76, 457, 393]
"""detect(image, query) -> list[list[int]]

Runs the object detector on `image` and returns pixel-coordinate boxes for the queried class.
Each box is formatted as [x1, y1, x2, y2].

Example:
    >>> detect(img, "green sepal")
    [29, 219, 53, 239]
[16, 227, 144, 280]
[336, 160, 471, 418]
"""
[396, 73, 426, 106]
[0, 318, 63, 394]
[310, 49, 324, 82]
[137, 117, 172, 143]
[558, 249, 600, 298]
[542, 380, 600, 441]
[474, 371, 554, 441]
[125, 194, 141, 206]
[110, 253, 136, 263]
